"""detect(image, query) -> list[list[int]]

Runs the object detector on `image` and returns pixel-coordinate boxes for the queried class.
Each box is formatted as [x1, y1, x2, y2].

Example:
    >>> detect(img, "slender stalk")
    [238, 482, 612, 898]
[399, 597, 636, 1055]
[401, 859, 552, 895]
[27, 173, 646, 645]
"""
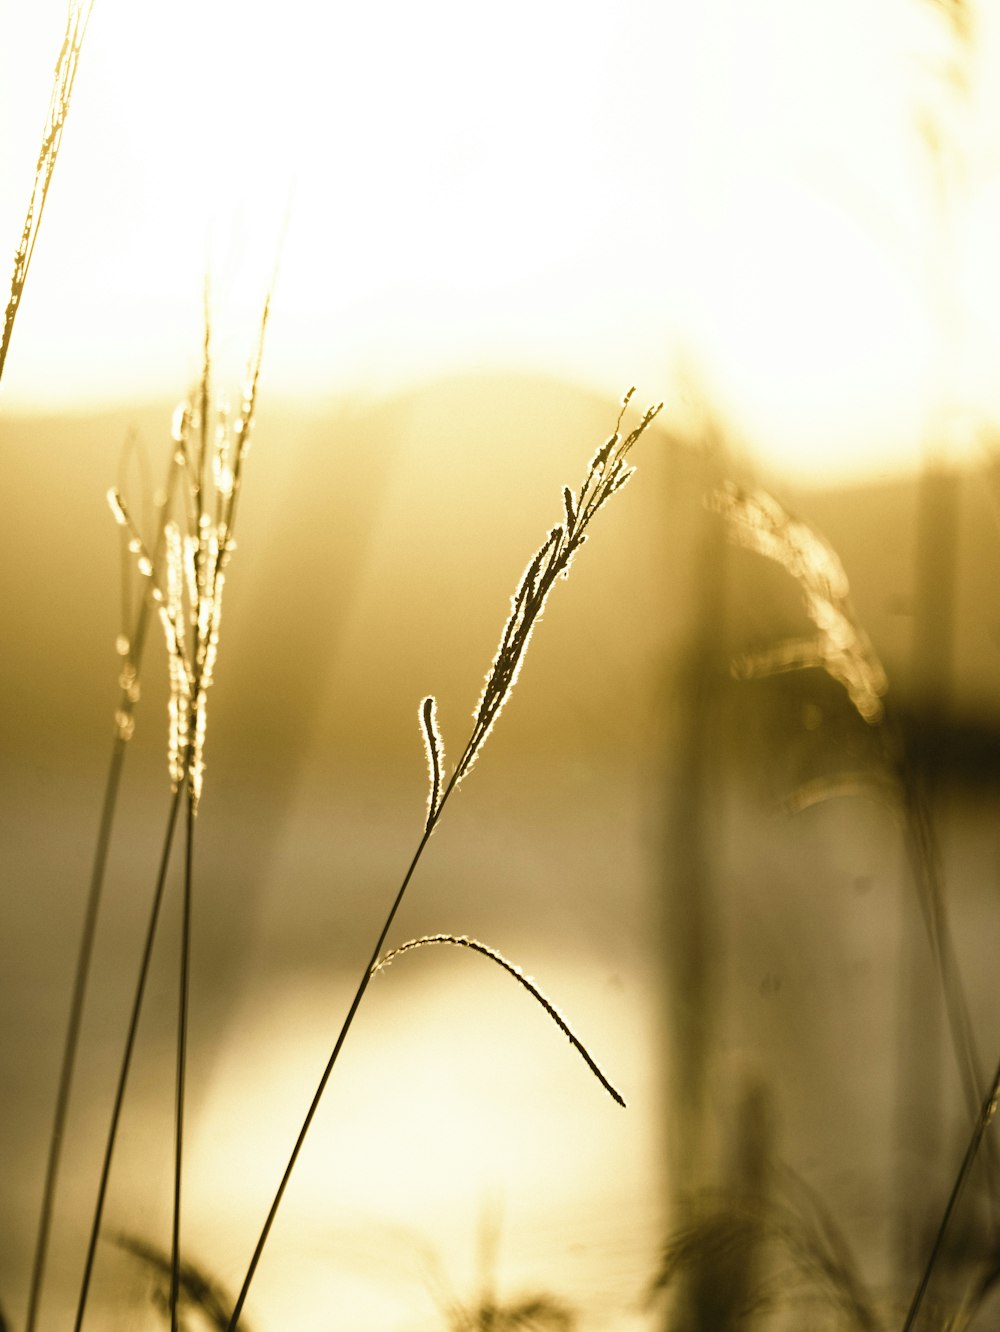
[170, 785, 196, 1332]
[882, 710, 1000, 1225]
[225, 395, 662, 1327]
[225, 776, 458, 1330]
[26, 453, 177, 1331]
[897, 753, 991, 1134]
[903, 1054, 1000, 1331]
[0, 0, 94, 384]
[73, 785, 183, 1332]
[24, 731, 127, 1332]
[104, 304, 270, 1329]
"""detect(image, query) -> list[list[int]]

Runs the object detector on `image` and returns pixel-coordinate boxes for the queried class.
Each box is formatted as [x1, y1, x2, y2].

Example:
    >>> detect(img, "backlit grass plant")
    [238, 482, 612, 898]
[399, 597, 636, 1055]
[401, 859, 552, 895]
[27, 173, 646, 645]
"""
[223, 387, 661, 1329]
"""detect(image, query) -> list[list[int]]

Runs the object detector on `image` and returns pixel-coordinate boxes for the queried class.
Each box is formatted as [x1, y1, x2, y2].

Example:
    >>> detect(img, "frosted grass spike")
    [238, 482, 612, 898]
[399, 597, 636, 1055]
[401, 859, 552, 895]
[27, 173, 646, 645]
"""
[419, 696, 445, 830]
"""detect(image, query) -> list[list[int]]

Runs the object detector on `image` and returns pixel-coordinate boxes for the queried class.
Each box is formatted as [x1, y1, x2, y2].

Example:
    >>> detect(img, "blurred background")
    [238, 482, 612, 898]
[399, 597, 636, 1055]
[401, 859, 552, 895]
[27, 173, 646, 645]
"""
[3, 1, 1000, 1328]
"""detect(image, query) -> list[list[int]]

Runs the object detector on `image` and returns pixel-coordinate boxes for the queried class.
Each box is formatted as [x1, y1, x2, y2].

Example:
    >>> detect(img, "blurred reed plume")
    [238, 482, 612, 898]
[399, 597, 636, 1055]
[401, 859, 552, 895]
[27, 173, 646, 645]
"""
[119, 1222, 574, 1332]
[21, 443, 178, 1332]
[114, 1234, 253, 1332]
[651, 1165, 879, 1331]
[224, 389, 661, 1329]
[710, 476, 1000, 1328]
[712, 482, 888, 724]
[0, 0, 94, 384]
[716, 479, 982, 1119]
[444, 1296, 576, 1331]
[903, 1053, 1000, 1330]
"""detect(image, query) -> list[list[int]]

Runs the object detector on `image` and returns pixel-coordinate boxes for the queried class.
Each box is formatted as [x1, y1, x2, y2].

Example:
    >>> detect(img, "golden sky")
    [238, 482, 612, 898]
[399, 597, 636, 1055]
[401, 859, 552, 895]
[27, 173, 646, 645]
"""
[5, 2, 1000, 482]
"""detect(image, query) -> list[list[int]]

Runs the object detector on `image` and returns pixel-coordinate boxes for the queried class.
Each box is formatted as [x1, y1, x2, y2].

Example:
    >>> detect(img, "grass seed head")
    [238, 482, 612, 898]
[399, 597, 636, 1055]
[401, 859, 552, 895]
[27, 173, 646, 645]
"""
[449, 392, 662, 788]
[420, 695, 445, 831]
[113, 302, 269, 810]
[0, 0, 94, 383]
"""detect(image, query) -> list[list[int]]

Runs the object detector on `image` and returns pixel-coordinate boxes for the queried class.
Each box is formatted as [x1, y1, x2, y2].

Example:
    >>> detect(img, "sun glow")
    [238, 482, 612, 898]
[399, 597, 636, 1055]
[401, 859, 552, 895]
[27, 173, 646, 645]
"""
[4, 1, 1000, 477]
[179, 966, 656, 1332]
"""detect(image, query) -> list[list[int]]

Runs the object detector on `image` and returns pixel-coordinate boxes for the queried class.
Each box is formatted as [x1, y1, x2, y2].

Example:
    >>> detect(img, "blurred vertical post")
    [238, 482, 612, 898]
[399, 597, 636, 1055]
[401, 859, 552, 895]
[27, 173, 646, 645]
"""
[894, 0, 972, 1286]
[894, 458, 958, 1280]
[654, 424, 731, 1327]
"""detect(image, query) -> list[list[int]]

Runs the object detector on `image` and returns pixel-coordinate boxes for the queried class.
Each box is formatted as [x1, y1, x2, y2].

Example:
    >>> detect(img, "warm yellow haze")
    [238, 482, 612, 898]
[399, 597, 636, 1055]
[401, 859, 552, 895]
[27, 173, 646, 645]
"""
[4, 1, 1000, 482]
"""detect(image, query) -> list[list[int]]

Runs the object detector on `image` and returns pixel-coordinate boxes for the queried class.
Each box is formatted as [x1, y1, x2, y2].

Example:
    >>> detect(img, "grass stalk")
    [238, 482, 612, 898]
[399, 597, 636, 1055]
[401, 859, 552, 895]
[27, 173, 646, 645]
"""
[73, 786, 184, 1331]
[25, 456, 177, 1332]
[23, 734, 127, 1332]
[114, 1233, 249, 1332]
[224, 808, 445, 1331]
[716, 483, 997, 1240]
[170, 786, 196, 1332]
[0, 0, 94, 384]
[225, 392, 661, 1328]
[902, 1053, 1000, 1331]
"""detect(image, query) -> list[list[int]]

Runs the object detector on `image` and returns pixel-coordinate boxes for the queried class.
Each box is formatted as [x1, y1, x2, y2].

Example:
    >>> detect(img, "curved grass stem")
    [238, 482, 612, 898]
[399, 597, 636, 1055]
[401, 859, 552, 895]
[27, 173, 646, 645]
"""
[897, 753, 993, 1158]
[373, 934, 626, 1106]
[0, 0, 94, 385]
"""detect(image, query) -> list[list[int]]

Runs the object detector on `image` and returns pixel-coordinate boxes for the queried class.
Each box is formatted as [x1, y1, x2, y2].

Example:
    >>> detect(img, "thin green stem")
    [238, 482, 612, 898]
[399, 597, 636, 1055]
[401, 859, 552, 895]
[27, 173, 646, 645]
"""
[73, 785, 183, 1331]
[170, 786, 196, 1332]
[225, 777, 458, 1331]
[903, 1055, 1000, 1332]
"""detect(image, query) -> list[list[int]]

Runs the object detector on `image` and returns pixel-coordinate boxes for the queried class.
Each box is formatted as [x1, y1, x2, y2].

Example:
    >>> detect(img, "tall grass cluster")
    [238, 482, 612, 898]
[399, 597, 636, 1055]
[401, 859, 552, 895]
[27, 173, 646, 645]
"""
[4, 172, 663, 1325]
